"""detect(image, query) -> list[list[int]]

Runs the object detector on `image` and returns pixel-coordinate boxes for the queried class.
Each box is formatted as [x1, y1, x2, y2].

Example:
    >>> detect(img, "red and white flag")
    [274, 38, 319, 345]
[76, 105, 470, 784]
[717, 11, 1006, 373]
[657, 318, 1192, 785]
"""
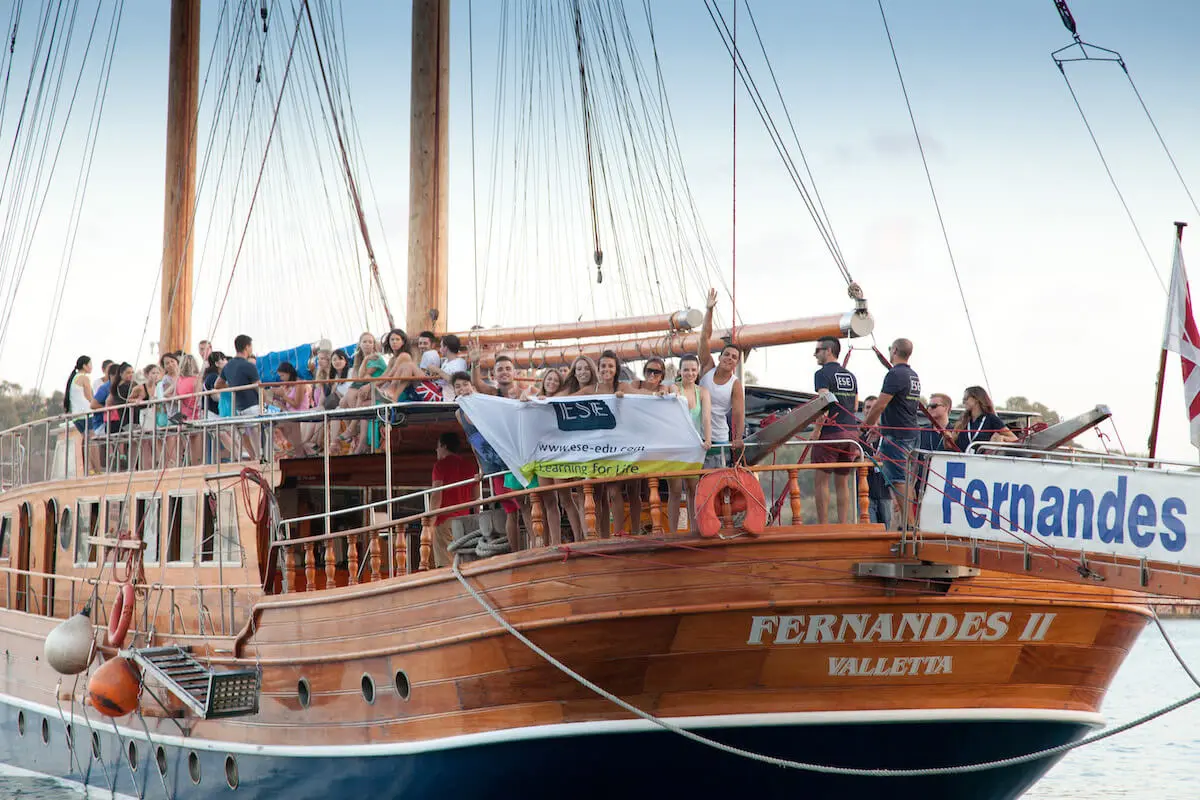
[1162, 234, 1200, 448]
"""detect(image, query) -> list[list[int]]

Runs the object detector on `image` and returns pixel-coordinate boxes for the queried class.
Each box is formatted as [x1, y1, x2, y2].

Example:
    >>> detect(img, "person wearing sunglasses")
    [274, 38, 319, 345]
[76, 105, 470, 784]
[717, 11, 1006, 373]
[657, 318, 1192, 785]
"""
[919, 393, 955, 452]
[811, 336, 859, 524]
[628, 357, 675, 396]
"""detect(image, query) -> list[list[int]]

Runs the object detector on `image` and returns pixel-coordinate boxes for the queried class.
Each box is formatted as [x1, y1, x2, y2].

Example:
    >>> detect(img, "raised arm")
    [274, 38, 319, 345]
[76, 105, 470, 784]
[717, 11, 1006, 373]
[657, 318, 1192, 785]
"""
[697, 288, 717, 374]
[469, 349, 493, 395]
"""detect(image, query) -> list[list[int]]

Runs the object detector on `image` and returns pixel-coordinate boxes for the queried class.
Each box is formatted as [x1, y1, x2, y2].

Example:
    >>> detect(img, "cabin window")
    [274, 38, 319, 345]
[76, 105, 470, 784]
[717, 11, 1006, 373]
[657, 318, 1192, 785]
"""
[166, 494, 197, 564]
[105, 498, 127, 536]
[136, 496, 161, 564]
[0, 514, 10, 559]
[200, 491, 240, 565]
[75, 501, 99, 565]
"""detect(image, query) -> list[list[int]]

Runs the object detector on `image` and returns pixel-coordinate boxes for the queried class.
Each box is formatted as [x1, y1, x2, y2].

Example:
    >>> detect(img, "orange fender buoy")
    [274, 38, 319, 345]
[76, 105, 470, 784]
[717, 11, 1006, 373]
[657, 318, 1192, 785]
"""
[87, 656, 142, 718]
[695, 468, 767, 538]
[105, 583, 135, 649]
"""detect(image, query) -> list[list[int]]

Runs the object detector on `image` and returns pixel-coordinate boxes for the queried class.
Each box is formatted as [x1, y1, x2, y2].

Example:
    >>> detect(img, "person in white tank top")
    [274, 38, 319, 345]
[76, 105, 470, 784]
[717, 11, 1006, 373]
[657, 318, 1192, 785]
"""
[697, 288, 745, 468]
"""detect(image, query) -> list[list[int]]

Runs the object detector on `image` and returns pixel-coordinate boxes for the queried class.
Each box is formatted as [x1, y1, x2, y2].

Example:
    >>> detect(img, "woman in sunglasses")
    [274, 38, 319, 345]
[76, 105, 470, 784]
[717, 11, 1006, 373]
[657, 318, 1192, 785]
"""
[628, 357, 675, 396]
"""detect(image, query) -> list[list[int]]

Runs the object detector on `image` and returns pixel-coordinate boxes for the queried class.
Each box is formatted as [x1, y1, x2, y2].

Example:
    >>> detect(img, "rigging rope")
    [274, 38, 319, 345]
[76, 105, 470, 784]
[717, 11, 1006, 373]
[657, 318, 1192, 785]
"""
[1049, 0, 1191, 293]
[209, 2, 305, 337]
[875, 0, 992, 394]
[704, 0, 852, 292]
[301, 0, 393, 329]
[571, 0, 604, 285]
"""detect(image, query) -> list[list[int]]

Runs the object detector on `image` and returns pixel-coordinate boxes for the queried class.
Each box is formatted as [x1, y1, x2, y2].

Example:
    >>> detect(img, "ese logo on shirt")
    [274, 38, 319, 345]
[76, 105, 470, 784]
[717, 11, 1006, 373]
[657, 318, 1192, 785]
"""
[553, 399, 617, 431]
[910, 376, 921, 395]
[835, 374, 855, 392]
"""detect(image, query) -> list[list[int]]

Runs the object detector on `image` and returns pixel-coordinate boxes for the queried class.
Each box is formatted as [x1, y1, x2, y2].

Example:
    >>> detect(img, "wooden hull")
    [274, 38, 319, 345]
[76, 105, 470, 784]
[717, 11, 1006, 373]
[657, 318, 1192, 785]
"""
[0, 529, 1148, 798]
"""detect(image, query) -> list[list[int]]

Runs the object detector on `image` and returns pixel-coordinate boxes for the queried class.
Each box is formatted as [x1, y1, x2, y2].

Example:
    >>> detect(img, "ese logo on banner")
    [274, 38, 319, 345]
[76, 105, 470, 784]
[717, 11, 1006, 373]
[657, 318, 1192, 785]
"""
[553, 399, 617, 431]
[918, 453, 1197, 565]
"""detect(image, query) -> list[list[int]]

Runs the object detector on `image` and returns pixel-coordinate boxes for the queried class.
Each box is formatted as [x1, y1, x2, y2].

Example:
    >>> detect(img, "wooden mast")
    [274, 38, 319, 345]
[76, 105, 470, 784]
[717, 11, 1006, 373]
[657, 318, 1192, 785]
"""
[160, 0, 202, 356]
[407, 0, 450, 334]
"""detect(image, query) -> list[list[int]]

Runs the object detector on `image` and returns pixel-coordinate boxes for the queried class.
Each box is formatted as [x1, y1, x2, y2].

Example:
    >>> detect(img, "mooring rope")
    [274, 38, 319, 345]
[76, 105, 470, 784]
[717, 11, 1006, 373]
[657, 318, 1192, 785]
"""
[452, 554, 1200, 777]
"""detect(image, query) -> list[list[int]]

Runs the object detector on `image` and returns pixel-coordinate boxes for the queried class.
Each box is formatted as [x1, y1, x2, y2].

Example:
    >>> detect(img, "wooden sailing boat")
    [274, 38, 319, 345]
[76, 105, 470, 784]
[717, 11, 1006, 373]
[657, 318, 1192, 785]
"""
[2, 3, 1198, 799]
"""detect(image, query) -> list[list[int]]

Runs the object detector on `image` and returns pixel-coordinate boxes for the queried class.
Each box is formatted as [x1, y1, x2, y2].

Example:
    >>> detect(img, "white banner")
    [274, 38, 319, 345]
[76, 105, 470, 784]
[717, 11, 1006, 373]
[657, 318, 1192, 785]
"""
[918, 453, 1198, 565]
[456, 393, 705, 487]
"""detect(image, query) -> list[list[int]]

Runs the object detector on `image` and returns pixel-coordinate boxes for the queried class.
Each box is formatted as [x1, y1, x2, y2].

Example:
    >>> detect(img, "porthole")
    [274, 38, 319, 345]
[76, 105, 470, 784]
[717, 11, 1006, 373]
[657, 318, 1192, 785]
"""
[360, 673, 376, 704]
[127, 739, 138, 771]
[40, 717, 49, 744]
[224, 754, 239, 789]
[16, 710, 24, 735]
[155, 745, 167, 777]
[91, 731, 101, 759]
[59, 508, 73, 551]
[394, 670, 410, 701]
[297, 678, 311, 709]
[188, 751, 201, 784]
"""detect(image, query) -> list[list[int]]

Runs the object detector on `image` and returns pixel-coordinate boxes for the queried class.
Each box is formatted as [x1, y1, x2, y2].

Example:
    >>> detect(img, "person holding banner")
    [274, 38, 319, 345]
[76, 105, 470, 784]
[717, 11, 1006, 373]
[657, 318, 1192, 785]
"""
[516, 367, 573, 544]
[667, 355, 712, 533]
[563, 356, 599, 395]
[698, 288, 746, 469]
[452, 372, 524, 553]
[591, 351, 637, 535]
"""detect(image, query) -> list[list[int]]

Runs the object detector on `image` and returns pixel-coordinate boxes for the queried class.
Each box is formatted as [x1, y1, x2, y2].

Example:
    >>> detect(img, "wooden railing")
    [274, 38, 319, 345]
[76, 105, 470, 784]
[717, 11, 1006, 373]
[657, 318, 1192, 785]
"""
[266, 460, 874, 595]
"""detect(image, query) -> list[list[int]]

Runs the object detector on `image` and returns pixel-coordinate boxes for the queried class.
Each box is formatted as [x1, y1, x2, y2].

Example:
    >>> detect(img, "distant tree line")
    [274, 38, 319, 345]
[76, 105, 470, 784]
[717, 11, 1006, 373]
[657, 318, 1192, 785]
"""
[0, 381, 64, 431]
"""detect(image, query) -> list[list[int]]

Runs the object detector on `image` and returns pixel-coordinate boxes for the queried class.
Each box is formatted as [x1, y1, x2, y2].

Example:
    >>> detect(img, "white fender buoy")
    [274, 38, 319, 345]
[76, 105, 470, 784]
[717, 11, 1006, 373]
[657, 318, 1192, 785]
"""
[44, 602, 97, 675]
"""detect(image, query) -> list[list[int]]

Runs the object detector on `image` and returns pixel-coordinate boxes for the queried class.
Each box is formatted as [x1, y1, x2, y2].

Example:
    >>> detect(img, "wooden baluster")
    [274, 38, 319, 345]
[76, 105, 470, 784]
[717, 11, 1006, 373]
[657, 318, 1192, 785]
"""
[419, 518, 434, 571]
[394, 526, 407, 575]
[649, 479, 664, 536]
[530, 491, 546, 549]
[787, 468, 802, 525]
[284, 546, 298, 594]
[582, 483, 598, 540]
[858, 466, 871, 524]
[303, 542, 316, 593]
[348, 536, 360, 586]
[324, 539, 337, 589]
[369, 534, 382, 582]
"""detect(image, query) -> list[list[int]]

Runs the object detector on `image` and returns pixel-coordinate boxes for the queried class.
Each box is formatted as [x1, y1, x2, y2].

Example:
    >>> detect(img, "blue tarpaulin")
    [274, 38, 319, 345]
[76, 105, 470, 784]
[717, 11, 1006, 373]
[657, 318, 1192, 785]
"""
[253, 342, 358, 382]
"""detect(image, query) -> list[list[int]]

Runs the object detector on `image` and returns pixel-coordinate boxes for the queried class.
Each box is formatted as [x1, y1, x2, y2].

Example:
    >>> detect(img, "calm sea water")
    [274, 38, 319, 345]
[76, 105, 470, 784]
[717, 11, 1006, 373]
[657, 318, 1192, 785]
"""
[4, 620, 1199, 799]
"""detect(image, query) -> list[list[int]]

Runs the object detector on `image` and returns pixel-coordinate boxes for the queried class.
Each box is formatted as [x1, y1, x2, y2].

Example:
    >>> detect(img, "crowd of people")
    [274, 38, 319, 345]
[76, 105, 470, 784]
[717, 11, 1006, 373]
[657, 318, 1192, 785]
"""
[61, 288, 1014, 539]
[809, 335, 1016, 530]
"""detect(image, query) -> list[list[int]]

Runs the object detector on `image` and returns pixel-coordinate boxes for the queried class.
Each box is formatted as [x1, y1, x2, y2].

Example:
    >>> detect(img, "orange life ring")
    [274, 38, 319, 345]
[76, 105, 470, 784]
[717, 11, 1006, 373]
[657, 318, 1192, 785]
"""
[105, 583, 135, 649]
[695, 467, 767, 538]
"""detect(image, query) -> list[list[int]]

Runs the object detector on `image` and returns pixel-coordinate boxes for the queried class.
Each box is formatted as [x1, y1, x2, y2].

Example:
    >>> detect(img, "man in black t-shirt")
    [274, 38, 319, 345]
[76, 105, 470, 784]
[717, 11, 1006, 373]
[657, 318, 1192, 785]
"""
[216, 334, 260, 459]
[812, 336, 858, 524]
[861, 338, 921, 528]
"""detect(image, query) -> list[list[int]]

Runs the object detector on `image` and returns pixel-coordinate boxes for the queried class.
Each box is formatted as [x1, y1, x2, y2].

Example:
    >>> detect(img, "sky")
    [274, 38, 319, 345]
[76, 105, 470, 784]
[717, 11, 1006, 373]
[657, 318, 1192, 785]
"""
[1, 0, 1199, 460]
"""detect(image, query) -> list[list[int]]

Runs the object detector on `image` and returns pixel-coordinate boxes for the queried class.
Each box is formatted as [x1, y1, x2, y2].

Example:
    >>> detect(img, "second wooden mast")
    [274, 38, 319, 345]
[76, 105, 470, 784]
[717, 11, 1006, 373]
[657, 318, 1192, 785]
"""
[407, 0, 451, 335]
[160, 0, 201, 356]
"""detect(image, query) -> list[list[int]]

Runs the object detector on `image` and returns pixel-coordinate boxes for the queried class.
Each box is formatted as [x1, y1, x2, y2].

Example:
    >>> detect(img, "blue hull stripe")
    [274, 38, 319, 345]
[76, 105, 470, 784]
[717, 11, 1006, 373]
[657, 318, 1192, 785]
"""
[1, 695, 1095, 799]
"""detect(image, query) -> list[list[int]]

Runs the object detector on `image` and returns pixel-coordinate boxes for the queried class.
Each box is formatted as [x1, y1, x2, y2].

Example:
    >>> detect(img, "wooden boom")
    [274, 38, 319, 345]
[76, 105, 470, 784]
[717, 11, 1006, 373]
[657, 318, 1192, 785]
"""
[450, 308, 703, 346]
[475, 310, 874, 368]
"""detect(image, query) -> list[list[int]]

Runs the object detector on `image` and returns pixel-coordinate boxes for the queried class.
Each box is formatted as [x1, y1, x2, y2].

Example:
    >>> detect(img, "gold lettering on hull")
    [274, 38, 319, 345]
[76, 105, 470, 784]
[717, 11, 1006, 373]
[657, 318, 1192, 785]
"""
[747, 610, 1051, 645]
[827, 655, 953, 677]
